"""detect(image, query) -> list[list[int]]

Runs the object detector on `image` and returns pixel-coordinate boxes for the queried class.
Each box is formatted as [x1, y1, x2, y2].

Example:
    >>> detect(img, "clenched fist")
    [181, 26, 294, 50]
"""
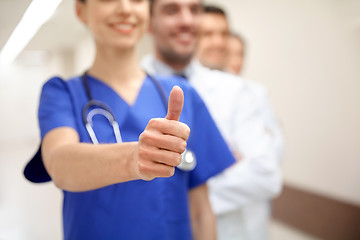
[135, 86, 190, 180]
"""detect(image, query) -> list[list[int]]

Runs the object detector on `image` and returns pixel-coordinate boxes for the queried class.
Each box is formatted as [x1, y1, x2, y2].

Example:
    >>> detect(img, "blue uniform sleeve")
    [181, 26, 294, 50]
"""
[38, 77, 77, 139]
[186, 88, 236, 189]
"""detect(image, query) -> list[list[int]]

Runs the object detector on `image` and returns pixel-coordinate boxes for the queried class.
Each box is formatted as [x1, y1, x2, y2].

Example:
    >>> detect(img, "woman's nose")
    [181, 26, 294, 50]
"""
[115, 0, 132, 16]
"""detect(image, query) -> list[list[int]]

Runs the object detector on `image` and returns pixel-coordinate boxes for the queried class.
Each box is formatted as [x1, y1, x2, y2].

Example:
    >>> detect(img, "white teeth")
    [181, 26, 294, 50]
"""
[114, 24, 133, 30]
[178, 33, 192, 41]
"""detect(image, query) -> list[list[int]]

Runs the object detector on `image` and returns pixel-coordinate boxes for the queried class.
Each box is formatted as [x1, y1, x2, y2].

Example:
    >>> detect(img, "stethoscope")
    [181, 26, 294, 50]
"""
[82, 72, 197, 171]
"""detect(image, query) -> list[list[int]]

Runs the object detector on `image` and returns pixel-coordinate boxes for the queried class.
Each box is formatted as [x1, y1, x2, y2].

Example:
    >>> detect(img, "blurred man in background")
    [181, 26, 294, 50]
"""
[142, 1, 285, 239]
[195, 5, 229, 70]
[196, 6, 284, 238]
[224, 32, 246, 75]
[196, 6, 246, 75]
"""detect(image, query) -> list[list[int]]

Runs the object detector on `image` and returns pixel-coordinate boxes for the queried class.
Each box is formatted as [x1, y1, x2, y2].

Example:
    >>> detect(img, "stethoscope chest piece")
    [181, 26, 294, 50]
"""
[178, 149, 197, 171]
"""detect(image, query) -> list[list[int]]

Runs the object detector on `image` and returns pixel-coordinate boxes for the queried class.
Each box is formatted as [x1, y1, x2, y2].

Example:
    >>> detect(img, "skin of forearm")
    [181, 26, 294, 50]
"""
[41, 88, 188, 192]
[192, 208, 216, 240]
[44, 142, 139, 192]
[189, 185, 217, 240]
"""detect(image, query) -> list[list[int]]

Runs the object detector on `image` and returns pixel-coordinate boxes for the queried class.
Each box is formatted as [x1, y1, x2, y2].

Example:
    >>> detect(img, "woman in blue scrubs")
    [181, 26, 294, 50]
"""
[26, 0, 235, 239]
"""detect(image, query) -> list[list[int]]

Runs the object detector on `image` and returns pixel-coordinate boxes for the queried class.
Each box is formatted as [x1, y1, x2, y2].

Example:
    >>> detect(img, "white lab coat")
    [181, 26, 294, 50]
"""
[141, 55, 285, 240]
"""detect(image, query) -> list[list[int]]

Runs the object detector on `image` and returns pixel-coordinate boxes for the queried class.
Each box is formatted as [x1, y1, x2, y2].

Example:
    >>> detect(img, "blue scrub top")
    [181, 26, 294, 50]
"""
[38, 74, 235, 240]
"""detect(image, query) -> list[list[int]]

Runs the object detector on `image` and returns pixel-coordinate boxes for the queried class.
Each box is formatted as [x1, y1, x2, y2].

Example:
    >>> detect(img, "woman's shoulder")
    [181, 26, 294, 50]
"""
[42, 75, 82, 91]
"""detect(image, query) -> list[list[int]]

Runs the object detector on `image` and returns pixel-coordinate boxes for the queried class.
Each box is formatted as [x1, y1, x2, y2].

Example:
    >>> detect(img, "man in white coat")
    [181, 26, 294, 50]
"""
[142, 1, 285, 239]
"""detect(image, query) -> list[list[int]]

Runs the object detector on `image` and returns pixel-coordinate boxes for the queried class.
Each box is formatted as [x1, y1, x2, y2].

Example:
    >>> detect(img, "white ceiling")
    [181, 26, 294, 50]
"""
[0, 0, 88, 53]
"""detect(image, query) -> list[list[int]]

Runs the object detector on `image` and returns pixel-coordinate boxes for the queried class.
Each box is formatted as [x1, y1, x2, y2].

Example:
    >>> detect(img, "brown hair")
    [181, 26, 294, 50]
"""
[149, 0, 155, 15]
[203, 5, 226, 17]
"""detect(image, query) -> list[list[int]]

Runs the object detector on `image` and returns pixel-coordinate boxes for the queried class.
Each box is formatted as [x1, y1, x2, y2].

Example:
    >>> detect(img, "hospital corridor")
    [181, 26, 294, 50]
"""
[1, 0, 360, 239]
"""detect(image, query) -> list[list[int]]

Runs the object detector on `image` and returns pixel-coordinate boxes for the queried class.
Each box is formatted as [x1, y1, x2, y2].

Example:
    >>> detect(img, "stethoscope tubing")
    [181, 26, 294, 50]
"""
[81, 71, 196, 171]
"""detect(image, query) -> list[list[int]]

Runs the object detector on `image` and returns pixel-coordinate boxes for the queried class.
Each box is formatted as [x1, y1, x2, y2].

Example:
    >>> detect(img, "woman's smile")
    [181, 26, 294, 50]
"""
[110, 22, 136, 34]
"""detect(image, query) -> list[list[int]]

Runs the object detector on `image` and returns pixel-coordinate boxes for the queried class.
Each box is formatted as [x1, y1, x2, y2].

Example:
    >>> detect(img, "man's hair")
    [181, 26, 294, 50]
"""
[149, 0, 206, 16]
[149, 0, 155, 15]
[203, 5, 226, 17]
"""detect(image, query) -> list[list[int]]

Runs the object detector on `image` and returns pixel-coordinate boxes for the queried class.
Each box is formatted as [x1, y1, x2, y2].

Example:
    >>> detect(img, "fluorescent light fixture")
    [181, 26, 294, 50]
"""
[0, 0, 63, 65]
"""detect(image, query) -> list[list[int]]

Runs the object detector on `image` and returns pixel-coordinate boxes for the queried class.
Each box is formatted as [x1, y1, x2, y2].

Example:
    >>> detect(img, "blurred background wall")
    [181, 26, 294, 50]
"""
[0, 0, 359, 239]
[216, 0, 360, 207]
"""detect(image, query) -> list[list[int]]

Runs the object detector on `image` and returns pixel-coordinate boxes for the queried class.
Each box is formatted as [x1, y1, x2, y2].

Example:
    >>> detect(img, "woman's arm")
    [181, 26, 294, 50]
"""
[189, 184, 217, 240]
[42, 87, 190, 192]
[42, 127, 138, 191]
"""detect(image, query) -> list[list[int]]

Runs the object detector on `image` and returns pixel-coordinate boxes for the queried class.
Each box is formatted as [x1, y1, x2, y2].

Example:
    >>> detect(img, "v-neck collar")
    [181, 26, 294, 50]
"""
[86, 74, 149, 108]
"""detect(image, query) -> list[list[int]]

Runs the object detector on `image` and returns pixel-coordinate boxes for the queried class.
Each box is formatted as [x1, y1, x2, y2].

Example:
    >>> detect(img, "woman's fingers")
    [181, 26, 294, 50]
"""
[138, 145, 183, 167]
[139, 128, 187, 154]
[147, 118, 190, 141]
[135, 86, 191, 180]
[137, 159, 176, 180]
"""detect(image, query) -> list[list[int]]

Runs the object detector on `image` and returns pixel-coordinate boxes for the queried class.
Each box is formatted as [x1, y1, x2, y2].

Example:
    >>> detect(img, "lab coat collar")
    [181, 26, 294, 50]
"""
[141, 54, 201, 80]
[141, 55, 246, 90]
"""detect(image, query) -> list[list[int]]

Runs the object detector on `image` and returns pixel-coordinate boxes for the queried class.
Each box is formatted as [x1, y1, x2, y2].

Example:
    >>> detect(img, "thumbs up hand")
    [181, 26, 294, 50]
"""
[165, 86, 184, 121]
[134, 86, 190, 181]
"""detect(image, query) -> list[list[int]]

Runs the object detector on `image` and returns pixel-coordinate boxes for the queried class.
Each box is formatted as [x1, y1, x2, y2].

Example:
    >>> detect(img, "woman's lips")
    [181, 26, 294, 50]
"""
[111, 23, 135, 34]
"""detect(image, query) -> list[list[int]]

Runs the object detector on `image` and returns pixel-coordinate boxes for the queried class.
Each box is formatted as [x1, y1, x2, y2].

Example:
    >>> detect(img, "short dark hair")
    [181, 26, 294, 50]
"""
[149, 0, 205, 16]
[203, 5, 226, 17]
[149, 0, 155, 15]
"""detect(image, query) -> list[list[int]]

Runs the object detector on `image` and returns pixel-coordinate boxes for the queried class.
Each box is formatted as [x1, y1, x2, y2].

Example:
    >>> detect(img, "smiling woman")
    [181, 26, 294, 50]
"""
[76, 0, 149, 54]
[23, 0, 236, 239]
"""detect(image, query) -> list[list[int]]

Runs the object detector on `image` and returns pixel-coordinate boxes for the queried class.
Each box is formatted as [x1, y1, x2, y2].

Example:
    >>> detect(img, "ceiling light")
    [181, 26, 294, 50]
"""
[0, 0, 63, 65]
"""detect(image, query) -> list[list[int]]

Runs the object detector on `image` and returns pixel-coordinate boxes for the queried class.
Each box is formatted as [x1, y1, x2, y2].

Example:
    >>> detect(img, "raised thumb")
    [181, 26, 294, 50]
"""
[165, 86, 184, 121]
